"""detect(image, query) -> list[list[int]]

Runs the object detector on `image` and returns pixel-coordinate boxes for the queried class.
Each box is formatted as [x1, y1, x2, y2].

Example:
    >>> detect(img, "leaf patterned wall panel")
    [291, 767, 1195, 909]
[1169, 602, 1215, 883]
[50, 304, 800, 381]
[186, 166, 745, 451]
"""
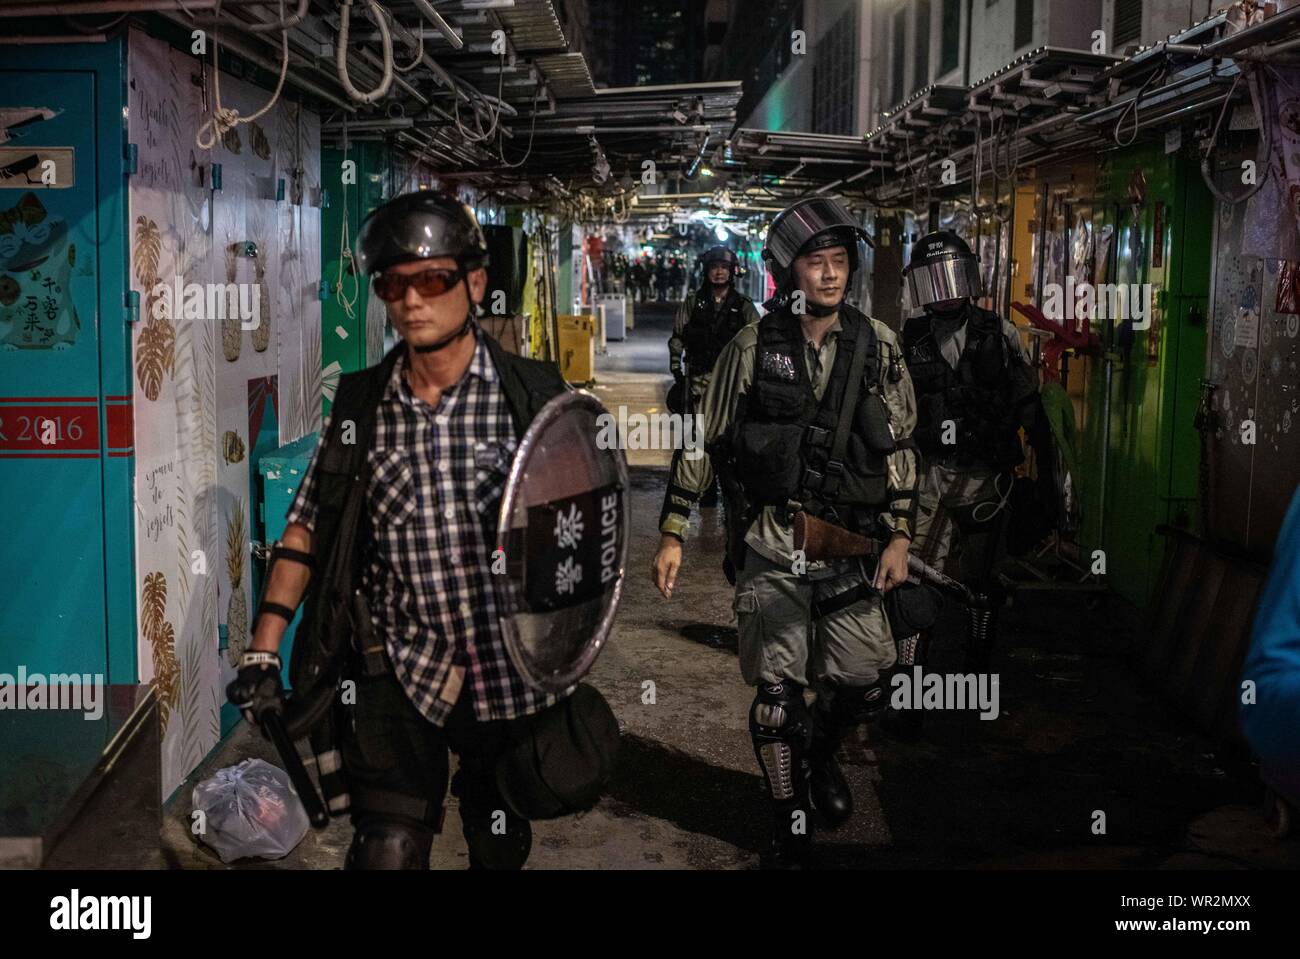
[128, 29, 222, 796]
[126, 29, 324, 795]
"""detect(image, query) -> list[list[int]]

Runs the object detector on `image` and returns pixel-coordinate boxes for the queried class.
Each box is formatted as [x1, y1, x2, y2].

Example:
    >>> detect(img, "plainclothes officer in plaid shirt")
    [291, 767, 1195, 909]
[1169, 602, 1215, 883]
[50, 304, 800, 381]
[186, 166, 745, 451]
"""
[226, 192, 569, 870]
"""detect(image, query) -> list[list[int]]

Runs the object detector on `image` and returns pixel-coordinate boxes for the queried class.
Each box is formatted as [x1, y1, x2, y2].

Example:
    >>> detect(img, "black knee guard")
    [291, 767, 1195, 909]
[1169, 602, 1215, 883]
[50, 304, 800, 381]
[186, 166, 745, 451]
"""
[345, 815, 434, 870]
[811, 677, 888, 756]
[821, 678, 889, 729]
[894, 630, 931, 669]
[749, 681, 812, 803]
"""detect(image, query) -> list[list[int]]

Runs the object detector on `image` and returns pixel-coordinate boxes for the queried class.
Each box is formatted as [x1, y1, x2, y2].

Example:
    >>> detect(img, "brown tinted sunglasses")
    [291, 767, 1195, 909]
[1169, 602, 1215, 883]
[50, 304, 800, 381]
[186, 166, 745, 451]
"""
[373, 266, 465, 303]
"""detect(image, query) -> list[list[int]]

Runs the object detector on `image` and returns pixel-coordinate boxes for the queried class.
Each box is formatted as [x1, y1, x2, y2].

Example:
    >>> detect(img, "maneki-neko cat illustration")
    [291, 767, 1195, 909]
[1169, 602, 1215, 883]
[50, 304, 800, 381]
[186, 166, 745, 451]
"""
[0, 191, 79, 351]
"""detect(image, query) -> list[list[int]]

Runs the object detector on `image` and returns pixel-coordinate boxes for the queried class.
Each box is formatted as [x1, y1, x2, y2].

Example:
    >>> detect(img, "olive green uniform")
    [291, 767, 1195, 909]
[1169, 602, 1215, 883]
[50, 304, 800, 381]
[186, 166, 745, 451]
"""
[661, 314, 919, 690]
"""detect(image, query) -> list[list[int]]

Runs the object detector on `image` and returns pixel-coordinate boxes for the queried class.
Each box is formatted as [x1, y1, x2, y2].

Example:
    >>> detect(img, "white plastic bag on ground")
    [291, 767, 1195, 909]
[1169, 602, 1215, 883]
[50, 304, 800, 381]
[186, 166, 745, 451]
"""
[192, 758, 310, 863]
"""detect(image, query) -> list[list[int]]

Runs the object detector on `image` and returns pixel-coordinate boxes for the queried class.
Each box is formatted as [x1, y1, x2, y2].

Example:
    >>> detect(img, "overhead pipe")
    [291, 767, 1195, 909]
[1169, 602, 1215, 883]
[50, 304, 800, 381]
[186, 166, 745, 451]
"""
[246, 0, 308, 33]
[2, 0, 213, 12]
[1198, 3, 1300, 59]
[358, 46, 428, 105]
[0, 33, 108, 42]
[0, 0, 274, 12]
[682, 134, 711, 181]
[411, 0, 464, 51]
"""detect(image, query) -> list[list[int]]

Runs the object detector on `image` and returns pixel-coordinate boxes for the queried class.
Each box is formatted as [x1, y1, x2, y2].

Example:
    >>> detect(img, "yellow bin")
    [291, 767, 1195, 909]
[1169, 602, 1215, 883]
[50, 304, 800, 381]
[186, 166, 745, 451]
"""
[557, 314, 595, 383]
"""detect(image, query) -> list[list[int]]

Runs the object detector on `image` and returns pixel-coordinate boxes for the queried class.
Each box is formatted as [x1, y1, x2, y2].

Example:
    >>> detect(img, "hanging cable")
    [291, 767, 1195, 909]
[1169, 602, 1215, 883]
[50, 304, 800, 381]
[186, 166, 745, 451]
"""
[196, 0, 290, 151]
[336, 0, 394, 105]
[451, 51, 506, 144]
[1113, 64, 1168, 147]
[374, 3, 425, 73]
[334, 113, 360, 320]
[497, 84, 543, 169]
[971, 470, 1015, 524]
[1200, 68, 1272, 205]
[61, 12, 130, 33]
[247, 0, 308, 33]
[989, 108, 1023, 183]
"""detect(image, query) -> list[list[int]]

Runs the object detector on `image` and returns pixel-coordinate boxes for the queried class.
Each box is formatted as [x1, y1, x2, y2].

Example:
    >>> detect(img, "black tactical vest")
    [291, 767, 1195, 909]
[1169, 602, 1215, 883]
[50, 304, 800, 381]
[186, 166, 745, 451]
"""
[731, 304, 895, 533]
[683, 287, 750, 378]
[285, 332, 566, 740]
[902, 304, 1023, 468]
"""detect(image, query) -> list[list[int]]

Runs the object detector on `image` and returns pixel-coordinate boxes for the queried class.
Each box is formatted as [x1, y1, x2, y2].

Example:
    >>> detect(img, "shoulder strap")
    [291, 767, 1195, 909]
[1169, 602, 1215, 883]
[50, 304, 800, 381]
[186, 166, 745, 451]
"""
[325, 345, 400, 471]
[829, 315, 872, 469]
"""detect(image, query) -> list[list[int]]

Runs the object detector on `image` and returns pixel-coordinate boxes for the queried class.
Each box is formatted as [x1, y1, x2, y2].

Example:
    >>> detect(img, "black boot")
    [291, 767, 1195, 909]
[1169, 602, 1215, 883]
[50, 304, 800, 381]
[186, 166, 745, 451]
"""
[809, 702, 853, 827]
[879, 700, 924, 741]
[760, 794, 813, 869]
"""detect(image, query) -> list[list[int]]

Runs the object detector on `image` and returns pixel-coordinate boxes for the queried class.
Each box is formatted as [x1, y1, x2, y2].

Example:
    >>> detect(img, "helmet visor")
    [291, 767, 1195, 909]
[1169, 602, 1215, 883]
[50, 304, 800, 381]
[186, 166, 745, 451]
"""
[764, 196, 872, 272]
[905, 254, 983, 308]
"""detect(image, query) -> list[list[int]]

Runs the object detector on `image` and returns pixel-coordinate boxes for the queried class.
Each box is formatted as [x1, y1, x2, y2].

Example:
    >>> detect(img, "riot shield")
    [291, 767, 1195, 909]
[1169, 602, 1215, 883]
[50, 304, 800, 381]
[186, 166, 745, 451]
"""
[492, 390, 630, 692]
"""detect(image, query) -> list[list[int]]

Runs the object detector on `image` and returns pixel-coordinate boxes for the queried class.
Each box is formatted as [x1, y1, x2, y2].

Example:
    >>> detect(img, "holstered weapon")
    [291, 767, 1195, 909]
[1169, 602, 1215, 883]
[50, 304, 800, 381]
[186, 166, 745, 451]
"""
[793, 510, 991, 609]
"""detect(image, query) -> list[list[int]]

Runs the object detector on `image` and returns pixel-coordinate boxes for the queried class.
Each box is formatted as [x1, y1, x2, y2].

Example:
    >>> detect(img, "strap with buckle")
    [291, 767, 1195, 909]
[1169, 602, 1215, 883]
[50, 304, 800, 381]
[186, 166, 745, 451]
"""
[804, 425, 831, 448]
[811, 581, 876, 621]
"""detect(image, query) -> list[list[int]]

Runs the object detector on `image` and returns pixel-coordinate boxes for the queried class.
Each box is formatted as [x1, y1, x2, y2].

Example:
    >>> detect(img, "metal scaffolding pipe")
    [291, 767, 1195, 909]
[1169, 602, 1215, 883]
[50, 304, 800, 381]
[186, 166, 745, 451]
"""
[412, 0, 464, 51]
[0, 0, 266, 12]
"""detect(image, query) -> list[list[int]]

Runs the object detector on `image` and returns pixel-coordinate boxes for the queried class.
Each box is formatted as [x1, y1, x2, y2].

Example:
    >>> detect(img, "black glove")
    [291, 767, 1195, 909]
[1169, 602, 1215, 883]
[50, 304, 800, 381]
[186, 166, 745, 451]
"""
[226, 651, 284, 727]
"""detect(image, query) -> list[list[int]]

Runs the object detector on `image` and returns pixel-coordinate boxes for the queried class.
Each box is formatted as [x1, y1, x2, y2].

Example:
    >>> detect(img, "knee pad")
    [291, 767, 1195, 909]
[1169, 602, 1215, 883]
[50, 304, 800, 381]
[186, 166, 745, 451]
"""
[460, 805, 533, 870]
[345, 815, 433, 870]
[824, 678, 889, 728]
[894, 631, 930, 668]
[966, 605, 998, 645]
[749, 682, 811, 801]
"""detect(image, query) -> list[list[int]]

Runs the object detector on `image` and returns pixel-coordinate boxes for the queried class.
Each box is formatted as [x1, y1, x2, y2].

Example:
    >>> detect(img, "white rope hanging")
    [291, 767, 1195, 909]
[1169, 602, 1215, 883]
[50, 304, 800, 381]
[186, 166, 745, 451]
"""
[195, 0, 291, 151]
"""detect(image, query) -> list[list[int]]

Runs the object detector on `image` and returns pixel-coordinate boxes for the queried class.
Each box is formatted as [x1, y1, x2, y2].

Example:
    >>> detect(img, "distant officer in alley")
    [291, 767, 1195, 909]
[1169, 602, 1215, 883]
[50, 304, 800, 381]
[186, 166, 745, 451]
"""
[667, 245, 760, 506]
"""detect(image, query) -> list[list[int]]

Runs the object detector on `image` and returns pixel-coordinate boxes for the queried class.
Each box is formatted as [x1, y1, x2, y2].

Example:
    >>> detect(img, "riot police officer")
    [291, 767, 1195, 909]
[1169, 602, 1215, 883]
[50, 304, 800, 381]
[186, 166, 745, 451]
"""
[670, 246, 759, 397]
[668, 246, 760, 505]
[652, 198, 920, 867]
[886, 230, 1055, 738]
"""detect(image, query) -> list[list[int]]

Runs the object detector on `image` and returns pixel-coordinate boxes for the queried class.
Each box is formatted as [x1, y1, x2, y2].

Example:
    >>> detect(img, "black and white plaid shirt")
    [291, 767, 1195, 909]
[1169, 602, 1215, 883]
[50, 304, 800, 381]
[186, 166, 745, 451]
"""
[287, 333, 556, 725]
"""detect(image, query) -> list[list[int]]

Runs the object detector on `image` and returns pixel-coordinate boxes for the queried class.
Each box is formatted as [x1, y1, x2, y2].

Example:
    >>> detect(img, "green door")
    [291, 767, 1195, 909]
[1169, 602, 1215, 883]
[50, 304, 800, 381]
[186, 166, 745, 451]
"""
[320, 143, 388, 416]
[1082, 144, 1212, 607]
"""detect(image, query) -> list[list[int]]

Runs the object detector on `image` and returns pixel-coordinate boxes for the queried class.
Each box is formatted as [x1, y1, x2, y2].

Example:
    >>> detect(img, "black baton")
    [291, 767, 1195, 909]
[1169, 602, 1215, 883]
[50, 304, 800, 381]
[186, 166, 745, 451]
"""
[906, 554, 991, 609]
[261, 709, 330, 829]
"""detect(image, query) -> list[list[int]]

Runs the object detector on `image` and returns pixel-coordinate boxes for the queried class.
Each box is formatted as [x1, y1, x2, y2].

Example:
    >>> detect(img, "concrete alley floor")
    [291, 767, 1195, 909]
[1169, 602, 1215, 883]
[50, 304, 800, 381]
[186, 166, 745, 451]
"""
[162, 303, 1300, 869]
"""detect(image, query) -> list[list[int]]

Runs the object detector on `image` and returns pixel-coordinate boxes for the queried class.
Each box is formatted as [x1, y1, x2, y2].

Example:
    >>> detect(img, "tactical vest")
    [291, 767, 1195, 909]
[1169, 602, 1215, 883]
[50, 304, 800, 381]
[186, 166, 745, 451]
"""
[730, 304, 895, 533]
[683, 287, 750, 378]
[902, 304, 1023, 469]
[285, 332, 567, 742]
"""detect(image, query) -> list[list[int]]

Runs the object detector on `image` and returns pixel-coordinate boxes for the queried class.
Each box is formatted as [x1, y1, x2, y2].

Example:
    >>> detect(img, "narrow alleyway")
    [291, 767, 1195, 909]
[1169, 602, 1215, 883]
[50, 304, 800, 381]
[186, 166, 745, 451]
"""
[162, 304, 1300, 870]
